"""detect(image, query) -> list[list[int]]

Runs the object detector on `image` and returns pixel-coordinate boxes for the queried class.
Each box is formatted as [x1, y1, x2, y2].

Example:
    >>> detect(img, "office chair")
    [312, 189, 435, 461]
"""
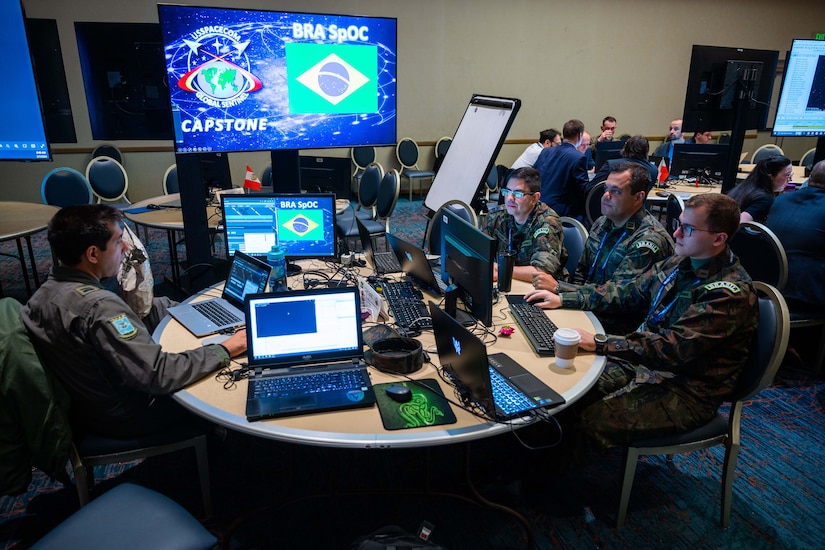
[259, 163, 273, 191]
[560, 216, 588, 277]
[728, 221, 788, 291]
[433, 136, 452, 174]
[351, 146, 376, 189]
[85, 156, 130, 205]
[91, 143, 123, 165]
[616, 281, 789, 528]
[396, 137, 435, 201]
[41, 167, 94, 207]
[336, 164, 387, 249]
[664, 193, 685, 236]
[424, 200, 478, 256]
[799, 148, 816, 171]
[30, 483, 216, 550]
[162, 164, 179, 195]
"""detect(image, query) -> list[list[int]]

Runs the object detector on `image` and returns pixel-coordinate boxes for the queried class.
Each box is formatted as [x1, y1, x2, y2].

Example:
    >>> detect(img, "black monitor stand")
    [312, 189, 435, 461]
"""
[443, 284, 477, 326]
[722, 73, 759, 194]
[271, 149, 302, 193]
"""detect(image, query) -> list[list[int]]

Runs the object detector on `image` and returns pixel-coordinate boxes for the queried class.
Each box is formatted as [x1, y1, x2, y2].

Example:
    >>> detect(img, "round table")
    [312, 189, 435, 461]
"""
[0, 202, 58, 295]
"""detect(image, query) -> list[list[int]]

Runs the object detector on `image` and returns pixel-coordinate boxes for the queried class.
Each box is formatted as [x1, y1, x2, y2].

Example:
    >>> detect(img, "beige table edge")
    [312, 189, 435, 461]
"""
[155, 279, 606, 449]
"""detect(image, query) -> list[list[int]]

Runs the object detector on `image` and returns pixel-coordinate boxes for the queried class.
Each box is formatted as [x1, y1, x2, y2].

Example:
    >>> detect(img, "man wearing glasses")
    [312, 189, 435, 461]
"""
[531, 162, 674, 333]
[524, 193, 757, 454]
[484, 166, 568, 283]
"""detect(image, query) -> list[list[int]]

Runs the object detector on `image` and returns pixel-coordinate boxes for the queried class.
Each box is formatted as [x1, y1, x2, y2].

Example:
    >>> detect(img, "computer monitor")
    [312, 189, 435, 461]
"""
[669, 143, 731, 182]
[594, 141, 624, 171]
[439, 208, 495, 327]
[221, 193, 338, 274]
[773, 39, 825, 137]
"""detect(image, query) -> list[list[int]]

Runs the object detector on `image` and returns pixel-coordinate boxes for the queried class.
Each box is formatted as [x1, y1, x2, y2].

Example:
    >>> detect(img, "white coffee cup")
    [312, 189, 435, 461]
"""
[553, 328, 581, 369]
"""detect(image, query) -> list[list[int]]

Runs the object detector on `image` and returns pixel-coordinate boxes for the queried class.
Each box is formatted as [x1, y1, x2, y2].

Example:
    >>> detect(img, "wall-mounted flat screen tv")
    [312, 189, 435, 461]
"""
[157, 4, 397, 154]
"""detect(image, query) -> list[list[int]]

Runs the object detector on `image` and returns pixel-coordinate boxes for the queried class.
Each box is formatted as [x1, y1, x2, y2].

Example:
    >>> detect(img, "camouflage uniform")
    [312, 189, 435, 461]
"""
[485, 202, 568, 280]
[559, 209, 674, 333]
[559, 248, 758, 450]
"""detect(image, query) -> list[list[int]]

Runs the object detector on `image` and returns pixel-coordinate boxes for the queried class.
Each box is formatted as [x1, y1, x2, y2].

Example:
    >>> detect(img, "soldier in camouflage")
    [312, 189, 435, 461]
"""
[485, 166, 567, 282]
[532, 162, 674, 333]
[525, 193, 758, 451]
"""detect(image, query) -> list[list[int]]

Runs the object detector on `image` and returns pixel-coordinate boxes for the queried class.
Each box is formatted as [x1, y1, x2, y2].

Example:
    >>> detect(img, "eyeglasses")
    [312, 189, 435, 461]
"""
[501, 188, 533, 199]
[673, 219, 718, 237]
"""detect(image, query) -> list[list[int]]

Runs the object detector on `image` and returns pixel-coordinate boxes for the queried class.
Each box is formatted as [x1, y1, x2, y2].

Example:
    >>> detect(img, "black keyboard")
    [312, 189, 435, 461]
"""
[251, 368, 365, 398]
[192, 300, 241, 326]
[381, 280, 432, 328]
[506, 296, 558, 356]
[374, 251, 402, 273]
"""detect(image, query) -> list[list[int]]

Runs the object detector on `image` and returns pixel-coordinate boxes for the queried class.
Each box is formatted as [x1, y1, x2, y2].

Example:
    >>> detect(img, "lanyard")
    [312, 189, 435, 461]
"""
[586, 229, 627, 283]
[644, 267, 702, 327]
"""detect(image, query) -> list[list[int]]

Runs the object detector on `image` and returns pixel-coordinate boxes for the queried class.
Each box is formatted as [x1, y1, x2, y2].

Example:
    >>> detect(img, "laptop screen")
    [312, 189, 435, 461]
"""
[245, 286, 363, 369]
[222, 251, 272, 309]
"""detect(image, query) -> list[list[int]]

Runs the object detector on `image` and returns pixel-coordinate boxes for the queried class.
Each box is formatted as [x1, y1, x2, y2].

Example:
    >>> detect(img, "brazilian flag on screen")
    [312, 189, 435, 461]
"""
[286, 43, 378, 114]
[278, 209, 324, 241]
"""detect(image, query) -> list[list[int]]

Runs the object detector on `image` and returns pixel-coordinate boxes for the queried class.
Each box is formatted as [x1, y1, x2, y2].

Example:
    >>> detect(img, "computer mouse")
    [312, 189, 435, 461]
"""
[385, 385, 412, 403]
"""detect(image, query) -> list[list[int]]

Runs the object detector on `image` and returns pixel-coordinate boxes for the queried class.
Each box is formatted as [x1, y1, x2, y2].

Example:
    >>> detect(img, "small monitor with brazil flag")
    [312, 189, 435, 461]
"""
[221, 193, 338, 264]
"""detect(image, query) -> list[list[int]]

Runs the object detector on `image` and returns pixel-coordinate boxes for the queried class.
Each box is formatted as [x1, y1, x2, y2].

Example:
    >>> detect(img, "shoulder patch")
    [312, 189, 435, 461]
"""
[75, 285, 100, 296]
[703, 281, 741, 293]
[108, 313, 138, 339]
[634, 240, 660, 253]
[533, 227, 550, 238]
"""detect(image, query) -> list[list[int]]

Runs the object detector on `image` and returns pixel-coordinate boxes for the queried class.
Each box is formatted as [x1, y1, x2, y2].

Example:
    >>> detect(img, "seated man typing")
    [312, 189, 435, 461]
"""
[484, 166, 568, 282]
[21, 205, 247, 438]
[525, 194, 758, 454]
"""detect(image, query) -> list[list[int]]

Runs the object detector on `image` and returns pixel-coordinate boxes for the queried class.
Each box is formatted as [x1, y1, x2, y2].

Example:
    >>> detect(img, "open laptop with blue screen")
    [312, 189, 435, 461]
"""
[244, 286, 376, 421]
[429, 302, 564, 420]
[167, 251, 271, 337]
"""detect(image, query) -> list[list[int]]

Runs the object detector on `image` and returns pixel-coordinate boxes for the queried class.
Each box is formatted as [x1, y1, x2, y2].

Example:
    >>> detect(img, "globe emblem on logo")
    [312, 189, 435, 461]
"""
[317, 62, 351, 97]
[193, 59, 247, 101]
[290, 216, 311, 234]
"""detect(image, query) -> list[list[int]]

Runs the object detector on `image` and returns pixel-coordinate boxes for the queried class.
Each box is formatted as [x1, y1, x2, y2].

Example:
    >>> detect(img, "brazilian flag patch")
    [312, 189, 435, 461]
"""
[109, 313, 138, 339]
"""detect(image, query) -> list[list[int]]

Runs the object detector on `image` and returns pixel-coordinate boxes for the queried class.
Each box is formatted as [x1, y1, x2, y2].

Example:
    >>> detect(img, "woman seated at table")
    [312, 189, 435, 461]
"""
[727, 155, 792, 223]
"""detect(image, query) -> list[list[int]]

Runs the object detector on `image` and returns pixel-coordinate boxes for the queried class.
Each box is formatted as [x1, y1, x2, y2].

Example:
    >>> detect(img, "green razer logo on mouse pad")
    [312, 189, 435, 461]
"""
[375, 379, 457, 430]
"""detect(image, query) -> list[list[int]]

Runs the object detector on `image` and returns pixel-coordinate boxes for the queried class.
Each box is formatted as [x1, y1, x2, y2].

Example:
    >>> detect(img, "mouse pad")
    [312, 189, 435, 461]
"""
[375, 379, 456, 431]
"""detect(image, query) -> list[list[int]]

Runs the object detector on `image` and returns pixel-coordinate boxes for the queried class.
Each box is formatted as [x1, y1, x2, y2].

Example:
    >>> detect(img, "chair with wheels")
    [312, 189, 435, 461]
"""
[41, 168, 95, 207]
[396, 137, 435, 201]
[91, 144, 123, 165]
[425, 200, 478, 256]
[728, 221, 788, 291]
[560, 216, 588, 276]
[30, 483, 216, 550]
[162, 164, 179, 195]
[616, 281, 790, 528]
[85, 156, 130, 206]
[748, 144, 784, 165]
[584, 181, 606, 228]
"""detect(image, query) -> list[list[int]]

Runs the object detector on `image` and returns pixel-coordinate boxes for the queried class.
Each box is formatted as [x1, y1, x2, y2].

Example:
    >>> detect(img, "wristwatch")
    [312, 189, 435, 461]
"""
[594, 333, 607, 355]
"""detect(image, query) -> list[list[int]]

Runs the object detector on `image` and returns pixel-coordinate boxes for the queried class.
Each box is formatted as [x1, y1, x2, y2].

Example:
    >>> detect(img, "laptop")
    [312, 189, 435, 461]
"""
[386, 233, 447, 295]
[429, 302, 565, 420]
[356, 217, 402, 274]
[244, 286, 376, 421]
[167, 251, 272, 337]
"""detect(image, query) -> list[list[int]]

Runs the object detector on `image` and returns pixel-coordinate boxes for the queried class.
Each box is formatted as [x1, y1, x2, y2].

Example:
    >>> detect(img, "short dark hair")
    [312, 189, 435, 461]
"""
[602, 116, 617, 126]
[610, 161, 650, 195]
[48, 204, 123, 266]
[562, 119, 585, 140]
[539, 128, 560, 144]
[809, 160, 825, 188]
[509, 166, 541, 193]
[684, 193, 740, 240]
[620, 135, 650, 160]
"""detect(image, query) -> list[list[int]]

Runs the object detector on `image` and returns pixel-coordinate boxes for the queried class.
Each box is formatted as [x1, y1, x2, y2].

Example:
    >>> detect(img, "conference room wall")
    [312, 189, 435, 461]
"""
[4, 0, 822, 204]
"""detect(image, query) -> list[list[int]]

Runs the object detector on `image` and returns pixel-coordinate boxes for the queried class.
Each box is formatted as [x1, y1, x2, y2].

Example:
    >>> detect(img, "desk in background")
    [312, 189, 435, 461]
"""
[0, 202, 58, 296]
[154, 274, 605, 449]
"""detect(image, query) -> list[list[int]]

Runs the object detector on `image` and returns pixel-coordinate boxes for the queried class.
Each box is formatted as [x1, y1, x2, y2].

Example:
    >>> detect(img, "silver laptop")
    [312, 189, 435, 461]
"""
[244, 286, 376, 421]
[167, 251, 272, 337]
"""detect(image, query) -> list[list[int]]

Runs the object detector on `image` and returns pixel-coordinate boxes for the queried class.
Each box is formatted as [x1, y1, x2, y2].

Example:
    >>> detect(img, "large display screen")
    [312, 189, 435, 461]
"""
[157, 5, 397, 154]
[773, 39, 825, 137]
[1, 0, 50, 161]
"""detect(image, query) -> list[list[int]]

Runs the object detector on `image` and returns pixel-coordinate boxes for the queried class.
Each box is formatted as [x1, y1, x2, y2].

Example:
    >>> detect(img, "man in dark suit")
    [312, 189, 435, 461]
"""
[534, 119, 590, 220]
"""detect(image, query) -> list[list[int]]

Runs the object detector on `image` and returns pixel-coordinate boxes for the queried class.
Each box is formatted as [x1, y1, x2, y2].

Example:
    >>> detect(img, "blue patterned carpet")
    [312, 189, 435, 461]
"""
[2, 199, 824, 549]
